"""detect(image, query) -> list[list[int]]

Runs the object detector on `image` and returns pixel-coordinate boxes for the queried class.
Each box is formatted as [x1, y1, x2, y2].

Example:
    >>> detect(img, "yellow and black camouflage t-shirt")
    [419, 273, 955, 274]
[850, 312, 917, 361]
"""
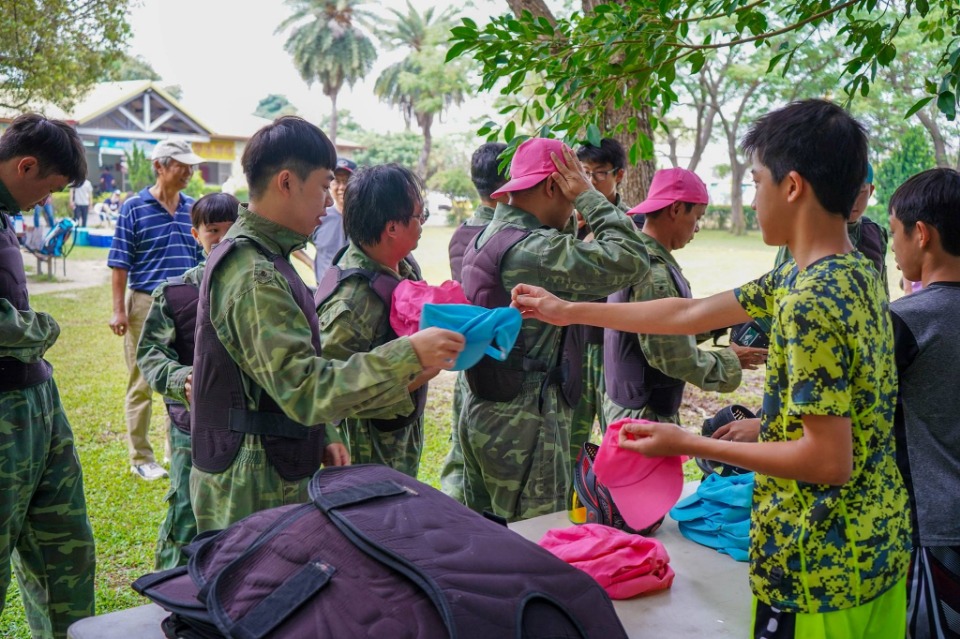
[735, 252, 910, 613]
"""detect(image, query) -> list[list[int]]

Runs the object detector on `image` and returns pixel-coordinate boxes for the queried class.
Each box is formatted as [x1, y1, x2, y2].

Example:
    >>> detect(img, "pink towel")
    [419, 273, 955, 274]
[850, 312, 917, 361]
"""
[538, 524, 675, 599]
[389, 280, 470, 337]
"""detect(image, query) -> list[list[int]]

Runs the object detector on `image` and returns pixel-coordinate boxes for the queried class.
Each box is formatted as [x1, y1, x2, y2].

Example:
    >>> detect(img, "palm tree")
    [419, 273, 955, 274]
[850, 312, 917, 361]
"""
[374, 2, 470, 177]
[277, 0, 376, 143]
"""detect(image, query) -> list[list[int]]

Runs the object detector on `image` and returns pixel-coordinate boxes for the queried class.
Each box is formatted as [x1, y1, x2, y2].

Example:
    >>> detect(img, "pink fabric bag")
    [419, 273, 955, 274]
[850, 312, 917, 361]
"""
[389, 279, 470, 337]
[538, 524, 675, 599]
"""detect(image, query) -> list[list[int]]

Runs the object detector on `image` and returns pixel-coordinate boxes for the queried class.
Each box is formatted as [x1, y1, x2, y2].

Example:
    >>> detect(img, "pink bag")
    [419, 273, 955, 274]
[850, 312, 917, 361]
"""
[538, 524, 675, 599]
[390, 279, 469, 336]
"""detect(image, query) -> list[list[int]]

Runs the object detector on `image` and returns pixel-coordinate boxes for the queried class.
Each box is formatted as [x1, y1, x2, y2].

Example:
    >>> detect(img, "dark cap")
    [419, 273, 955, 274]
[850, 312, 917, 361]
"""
[335, 158, 357, 174]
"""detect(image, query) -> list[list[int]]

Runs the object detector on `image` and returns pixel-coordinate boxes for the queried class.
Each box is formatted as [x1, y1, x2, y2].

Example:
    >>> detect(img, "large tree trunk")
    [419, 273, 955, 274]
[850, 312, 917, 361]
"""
[329, 91, 338, 145]
[417, 111, 433, 178]
[915, 107, 951, 168]
[505, 0, 656, 205]
[729, 157, 747, 235]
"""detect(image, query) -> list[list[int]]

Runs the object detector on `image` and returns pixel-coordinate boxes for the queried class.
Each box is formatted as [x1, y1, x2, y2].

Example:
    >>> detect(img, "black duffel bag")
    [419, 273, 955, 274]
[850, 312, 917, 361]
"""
[134, 464, 628, 639]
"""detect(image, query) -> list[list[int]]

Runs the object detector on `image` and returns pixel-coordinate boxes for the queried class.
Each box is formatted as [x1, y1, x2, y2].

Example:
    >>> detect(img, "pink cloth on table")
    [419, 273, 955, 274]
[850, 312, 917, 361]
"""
[389, 279, 470, 336]
[538, 524, 675, 599]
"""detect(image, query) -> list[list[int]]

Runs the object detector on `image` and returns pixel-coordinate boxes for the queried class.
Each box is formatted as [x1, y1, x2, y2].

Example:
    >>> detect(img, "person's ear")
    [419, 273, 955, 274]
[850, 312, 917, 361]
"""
[275, 169, 292, 196]
[191, 227, 200, 242]
[915, 220, 932, 250]
[784, 170, 804, 203]
[614, 168, 625, 185]
[17, 157, 38, 177]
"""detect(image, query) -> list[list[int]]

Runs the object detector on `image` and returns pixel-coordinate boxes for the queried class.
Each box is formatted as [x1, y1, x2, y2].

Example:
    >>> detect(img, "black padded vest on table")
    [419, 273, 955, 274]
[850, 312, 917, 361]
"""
[0, 214, 52, 391]
[191, 237, 325, 482]
[460, 226, 582, 407]
[133, 464, 629, 639]
[604, 262, 692, 415]
[161, 280, 200, 434]
[313, 255, 427, 433]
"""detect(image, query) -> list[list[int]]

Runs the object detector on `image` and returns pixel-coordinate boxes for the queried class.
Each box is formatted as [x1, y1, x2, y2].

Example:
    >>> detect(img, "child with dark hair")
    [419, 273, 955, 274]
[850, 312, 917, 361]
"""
[887, 167, 960, 639]
[514, 100, 911, 637]
[576, 138, 628, 211]
[190, 119, 463, 531]
[316, 164, 437, 477]
[137, 191, 239, 569]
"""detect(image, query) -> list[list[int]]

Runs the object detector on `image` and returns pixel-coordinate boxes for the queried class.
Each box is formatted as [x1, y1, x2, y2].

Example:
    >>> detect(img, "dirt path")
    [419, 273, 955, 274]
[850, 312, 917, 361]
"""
[25, 257, 111, 296]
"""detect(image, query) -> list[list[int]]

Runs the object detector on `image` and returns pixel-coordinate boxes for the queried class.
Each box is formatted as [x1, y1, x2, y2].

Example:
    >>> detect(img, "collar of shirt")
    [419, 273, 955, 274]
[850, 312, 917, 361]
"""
[338, 241, 416, 280]
[226, 204, 309, 258]
[491, 201, 551, 230]
[139, 186, 191, 212]
[639, 231, 682, 271]
[474, 204, 495, 223]
[0, 178, 21, 214]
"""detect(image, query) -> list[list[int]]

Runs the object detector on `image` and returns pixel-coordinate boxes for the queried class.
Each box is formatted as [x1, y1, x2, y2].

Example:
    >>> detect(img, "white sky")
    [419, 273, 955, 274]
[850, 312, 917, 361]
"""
[126, 0, 505, 139]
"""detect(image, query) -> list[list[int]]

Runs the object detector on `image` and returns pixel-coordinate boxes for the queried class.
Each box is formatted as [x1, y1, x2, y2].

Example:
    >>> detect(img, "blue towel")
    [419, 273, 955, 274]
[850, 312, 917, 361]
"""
[669, 473, 755, 562]
[419, 303, 523, 371]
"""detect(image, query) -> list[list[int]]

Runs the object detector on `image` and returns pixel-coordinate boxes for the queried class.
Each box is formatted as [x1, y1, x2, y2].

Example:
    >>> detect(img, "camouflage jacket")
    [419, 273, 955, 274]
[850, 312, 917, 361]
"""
[0, 179, 60, 362]
[136, 263, 204, 405]
[626, 233, 741, 391]
[481, 189, 648, 365]
[317, 242, 419, 419]
[465, 204, 495, 227]
[206, 206, 423, 440]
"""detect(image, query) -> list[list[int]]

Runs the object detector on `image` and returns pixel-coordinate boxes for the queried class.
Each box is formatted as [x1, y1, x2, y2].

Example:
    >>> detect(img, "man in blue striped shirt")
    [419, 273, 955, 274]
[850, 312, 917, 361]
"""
[108, 139, 205, 480]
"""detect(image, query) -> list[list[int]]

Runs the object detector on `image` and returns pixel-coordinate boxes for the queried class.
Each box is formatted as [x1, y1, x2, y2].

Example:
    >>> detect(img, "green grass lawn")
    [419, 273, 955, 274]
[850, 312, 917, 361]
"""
[2, 226, 894, 634]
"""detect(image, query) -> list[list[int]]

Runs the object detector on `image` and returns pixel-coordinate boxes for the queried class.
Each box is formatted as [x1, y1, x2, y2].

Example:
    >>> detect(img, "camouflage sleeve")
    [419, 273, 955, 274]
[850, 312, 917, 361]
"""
[0, 298, 60, 361]
[501, 189, 648, 301]
[136, 284, 191, 404]
[317, 278, 415, 419]
[212, 256, 422, 427]
[734, 266, 781, 320]
[633, 265, 742, 392]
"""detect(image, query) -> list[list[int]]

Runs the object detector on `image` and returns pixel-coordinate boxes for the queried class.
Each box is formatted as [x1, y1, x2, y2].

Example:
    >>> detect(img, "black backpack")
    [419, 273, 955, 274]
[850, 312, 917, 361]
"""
[134, 464, 627, 639]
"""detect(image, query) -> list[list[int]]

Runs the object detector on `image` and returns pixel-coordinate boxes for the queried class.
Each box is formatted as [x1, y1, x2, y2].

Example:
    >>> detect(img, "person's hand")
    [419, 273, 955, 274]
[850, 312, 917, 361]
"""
[549, 146, 594, 200]
[511, 284, 572, 326]
[109, 310, 129, 337]
[711, 417, 761, 442]
[408, 327, 465, 369]
[730, 343, 767, 370]
[184, 373, 193, 404]
[617, 420, 697, 457]
[323, 442, 350, 467]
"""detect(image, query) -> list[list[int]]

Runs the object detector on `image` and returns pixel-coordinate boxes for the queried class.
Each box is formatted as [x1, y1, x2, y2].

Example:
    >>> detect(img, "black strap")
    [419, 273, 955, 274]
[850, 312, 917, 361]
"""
[313, 480, 410, 513]
[230, 560, 336, 639]
[228, 408, 312, 440]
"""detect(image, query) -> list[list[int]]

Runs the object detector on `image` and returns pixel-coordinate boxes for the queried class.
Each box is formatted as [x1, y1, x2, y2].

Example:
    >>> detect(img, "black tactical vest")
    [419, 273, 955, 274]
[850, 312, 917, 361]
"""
[857, 217, 888, 279]
[160, 279, 199, 433]
[461, 226, 582, 407]
[447, 222, 486, 283]
[604, 262, 692, 415]
[191, 237, 325, 481]
[313, 255, 427, 432]
[0, 213, 52, 391]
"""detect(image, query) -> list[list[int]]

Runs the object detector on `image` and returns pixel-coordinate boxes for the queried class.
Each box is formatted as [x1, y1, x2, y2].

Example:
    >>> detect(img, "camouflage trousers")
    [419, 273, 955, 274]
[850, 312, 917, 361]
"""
[439, 372, 466, 503]
[190, 435, 311, 533]
[341, 417, 423, 479]
[458, 374, 571, 522]
[569, 342, 608, 462]
[154, 422, 197, 570]
[0, 379, 95, 639]
[601, 395, 681, 427]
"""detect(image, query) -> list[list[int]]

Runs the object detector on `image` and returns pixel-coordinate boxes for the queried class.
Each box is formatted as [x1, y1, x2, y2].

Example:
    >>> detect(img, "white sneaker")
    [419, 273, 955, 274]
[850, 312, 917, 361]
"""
[131, 462, 169, 481]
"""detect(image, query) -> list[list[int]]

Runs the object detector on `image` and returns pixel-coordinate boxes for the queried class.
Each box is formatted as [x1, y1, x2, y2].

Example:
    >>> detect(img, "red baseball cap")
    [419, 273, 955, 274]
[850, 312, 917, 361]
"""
[592, 418, 684, 532]
[491, 138, 570, 198]
[628, 167, 709, 215]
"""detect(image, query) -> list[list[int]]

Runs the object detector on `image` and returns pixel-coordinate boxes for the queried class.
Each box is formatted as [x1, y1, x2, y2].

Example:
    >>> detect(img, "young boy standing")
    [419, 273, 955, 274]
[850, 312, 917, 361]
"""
[513, 100, 911, 637]
[887, 167, 960, 639]
[136, 192, 238, 569]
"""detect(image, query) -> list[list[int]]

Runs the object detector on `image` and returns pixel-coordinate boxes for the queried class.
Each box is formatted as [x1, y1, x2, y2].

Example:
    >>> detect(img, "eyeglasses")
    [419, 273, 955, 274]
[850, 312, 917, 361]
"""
[412, 209, 430, 224]
[584, 169, 617, 181]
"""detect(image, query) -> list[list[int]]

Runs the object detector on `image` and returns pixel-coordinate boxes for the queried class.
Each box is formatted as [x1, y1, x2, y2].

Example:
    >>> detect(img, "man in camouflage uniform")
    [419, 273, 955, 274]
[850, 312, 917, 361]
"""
[458, 139, 647, 522]
[190, 117, 463, 532]
[137, 193, 238, 569]
[0, 114, 95, 638]
[567, 138, 632, 460]
[440, 142, 508, 501]
[316, 164, 437, 478]
[602, 168, 765, 427]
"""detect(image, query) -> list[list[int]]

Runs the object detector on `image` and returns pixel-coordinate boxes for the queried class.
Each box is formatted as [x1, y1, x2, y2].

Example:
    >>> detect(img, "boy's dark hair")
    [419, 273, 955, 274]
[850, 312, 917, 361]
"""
[241, 116, 336, 199]
[576, 138, 627, 171]
[471, 142, 508, 200]
[191, 192, 240, 229]
[741, 99, 867, 219]
[342, 164, 424, 246]
[889, 167, 960, 256]
[0, 113, 87, 186]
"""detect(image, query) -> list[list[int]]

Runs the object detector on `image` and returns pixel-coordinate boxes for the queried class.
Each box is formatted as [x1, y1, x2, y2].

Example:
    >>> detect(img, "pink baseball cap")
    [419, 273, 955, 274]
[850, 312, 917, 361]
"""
[491, 138, 569, 198]
[592, 418, 684, 532]
[628, 167, 709, 215]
